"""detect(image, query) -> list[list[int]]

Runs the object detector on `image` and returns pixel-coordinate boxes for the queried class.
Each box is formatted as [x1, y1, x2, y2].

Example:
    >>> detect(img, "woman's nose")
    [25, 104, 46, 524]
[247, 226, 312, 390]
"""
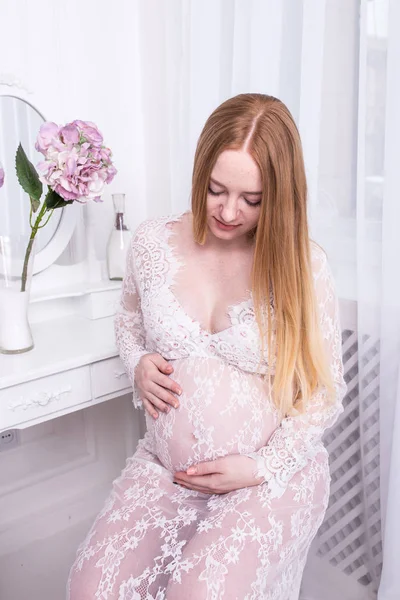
[220, 198, 239, 223]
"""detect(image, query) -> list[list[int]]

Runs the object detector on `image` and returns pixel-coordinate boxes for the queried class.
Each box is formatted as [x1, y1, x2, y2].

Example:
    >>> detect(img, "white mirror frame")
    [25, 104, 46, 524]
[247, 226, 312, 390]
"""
[0, 80, 78, 275]
[32, 203, 78, 275]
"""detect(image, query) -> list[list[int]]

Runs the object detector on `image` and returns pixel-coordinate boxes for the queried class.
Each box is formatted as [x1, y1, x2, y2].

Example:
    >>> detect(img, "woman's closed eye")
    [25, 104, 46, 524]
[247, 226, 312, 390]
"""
[244, 197, 261, 207]
[208, 186, 224, 197]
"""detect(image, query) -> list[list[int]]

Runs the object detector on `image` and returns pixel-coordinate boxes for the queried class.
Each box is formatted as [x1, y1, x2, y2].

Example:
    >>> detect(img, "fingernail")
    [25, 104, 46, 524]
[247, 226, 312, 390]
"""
[177, 389, 182, 396]
[187, 467, 196, 475]
[165, 407, 170, 413]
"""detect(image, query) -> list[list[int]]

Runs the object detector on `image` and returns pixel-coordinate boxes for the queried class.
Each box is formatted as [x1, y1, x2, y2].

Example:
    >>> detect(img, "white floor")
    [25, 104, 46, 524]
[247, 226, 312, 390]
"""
[301, 548, 375, 600]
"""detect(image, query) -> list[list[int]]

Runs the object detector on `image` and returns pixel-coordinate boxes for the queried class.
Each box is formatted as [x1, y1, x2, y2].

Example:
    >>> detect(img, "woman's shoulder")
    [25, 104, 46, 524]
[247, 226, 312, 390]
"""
[131, 212, 187, 246]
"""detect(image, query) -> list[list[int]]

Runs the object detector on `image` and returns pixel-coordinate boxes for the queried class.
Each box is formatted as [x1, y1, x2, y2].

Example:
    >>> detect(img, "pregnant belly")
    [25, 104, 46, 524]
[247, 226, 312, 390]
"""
[145, 356, 279, 473]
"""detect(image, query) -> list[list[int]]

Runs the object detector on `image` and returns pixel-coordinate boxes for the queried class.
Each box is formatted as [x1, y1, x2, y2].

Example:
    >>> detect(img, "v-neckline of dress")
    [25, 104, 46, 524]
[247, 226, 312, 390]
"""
[160, 212, 254, 339]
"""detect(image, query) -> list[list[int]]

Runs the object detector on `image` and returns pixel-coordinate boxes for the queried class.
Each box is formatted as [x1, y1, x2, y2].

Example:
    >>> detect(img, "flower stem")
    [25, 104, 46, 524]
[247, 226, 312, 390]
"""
[20, 199, 51, 292]
[37, 209, 54, 229]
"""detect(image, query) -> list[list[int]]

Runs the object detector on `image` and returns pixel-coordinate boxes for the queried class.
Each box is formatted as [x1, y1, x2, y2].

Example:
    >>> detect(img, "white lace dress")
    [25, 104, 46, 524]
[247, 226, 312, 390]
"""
[67, 214, 347, 600]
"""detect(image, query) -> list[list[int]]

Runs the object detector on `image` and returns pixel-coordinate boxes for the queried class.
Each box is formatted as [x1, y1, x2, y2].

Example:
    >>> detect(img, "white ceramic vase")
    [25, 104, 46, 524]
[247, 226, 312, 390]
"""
[0, 289, 33, 353]
[0, 235, 35, 354]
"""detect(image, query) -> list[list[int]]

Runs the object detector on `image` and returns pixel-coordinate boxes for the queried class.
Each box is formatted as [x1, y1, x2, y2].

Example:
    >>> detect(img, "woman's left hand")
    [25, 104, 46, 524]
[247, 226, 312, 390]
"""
[173, 454, 264, 494]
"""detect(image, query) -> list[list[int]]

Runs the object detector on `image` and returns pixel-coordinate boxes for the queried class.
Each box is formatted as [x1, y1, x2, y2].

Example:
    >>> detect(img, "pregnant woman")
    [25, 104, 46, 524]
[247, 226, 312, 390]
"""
[68, 93, 347, 600]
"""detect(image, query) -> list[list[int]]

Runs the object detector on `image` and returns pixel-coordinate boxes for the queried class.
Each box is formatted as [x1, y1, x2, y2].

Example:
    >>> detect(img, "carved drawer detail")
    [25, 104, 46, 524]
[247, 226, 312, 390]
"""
[8, 386, 73, 411]
[91, 357, 131, 399]
[0, 367, 91, 430]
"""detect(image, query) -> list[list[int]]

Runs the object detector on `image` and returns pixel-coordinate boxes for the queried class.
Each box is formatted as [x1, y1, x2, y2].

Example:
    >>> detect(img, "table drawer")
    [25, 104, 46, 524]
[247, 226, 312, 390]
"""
[90, 356, 131, 399]
[0, 366, 91, 430]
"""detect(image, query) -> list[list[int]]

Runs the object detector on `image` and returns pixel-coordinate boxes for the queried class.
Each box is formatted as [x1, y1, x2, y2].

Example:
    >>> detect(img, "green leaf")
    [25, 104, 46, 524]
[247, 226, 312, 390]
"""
[30, 197, 40, 213]
[45, 189, 73, 210]
[15, 144, 42, 202]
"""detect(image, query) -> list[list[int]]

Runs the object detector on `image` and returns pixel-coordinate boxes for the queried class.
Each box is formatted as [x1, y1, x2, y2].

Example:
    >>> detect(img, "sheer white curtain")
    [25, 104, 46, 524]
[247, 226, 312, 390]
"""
[374, 0, 400, 597]
[308, 0, 400, 599]
[129, 0, 399, 597]
[131, 0, 303, 218]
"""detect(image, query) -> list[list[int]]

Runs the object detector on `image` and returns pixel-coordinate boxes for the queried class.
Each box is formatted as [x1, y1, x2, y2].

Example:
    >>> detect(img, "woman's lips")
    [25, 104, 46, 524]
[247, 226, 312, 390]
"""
[214, 217, 240, 231]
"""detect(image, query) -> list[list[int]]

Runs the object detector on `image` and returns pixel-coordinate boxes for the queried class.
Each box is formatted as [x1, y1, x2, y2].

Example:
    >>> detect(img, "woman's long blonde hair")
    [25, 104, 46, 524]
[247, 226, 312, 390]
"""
[191, 93, 334, 417]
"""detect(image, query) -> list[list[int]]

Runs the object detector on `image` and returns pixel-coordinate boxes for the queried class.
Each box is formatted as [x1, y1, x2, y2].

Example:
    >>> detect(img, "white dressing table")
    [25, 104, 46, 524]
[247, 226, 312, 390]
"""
[0, 313, 132, 433]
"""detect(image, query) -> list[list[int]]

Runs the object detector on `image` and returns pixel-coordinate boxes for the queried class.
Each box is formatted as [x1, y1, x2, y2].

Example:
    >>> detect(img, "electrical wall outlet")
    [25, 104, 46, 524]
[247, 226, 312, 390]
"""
[0, 429, 20, 452]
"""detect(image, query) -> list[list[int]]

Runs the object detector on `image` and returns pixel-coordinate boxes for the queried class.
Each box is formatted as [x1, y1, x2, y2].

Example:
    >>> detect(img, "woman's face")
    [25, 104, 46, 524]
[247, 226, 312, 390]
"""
[206, 149, 262, 243]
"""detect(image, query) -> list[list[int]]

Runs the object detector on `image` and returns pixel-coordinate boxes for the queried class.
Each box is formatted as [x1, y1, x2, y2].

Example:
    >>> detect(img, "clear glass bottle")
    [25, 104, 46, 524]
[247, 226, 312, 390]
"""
[106, 193, 131, 280]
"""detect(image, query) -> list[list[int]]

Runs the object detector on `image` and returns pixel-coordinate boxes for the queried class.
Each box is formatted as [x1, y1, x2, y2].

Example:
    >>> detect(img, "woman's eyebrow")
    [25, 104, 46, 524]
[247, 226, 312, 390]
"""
[210, 177, 262, 195]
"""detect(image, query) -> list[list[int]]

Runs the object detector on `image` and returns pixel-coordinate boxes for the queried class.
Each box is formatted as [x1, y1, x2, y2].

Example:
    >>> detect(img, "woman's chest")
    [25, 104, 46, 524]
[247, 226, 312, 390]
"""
[170, 246, 254, 337]
[141, 278, 265, 374]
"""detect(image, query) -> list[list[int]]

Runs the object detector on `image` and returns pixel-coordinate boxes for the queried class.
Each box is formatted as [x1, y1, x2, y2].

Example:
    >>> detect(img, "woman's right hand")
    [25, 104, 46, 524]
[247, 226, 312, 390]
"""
[135, 353, 181, 419]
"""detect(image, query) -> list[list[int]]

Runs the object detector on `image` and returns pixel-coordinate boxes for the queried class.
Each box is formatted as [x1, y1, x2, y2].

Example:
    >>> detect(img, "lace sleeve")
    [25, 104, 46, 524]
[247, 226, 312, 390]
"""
[114, 234, 148, 409]
[245, 247, 347, 498]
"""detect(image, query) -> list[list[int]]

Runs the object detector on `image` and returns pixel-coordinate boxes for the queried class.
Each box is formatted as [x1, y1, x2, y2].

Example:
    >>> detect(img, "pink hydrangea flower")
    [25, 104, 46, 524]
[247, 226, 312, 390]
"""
[35, 122, 62, 153]
[36, 120, 116, 202]
[0, 162, 4, 188]
[72, 120, 103, 146]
